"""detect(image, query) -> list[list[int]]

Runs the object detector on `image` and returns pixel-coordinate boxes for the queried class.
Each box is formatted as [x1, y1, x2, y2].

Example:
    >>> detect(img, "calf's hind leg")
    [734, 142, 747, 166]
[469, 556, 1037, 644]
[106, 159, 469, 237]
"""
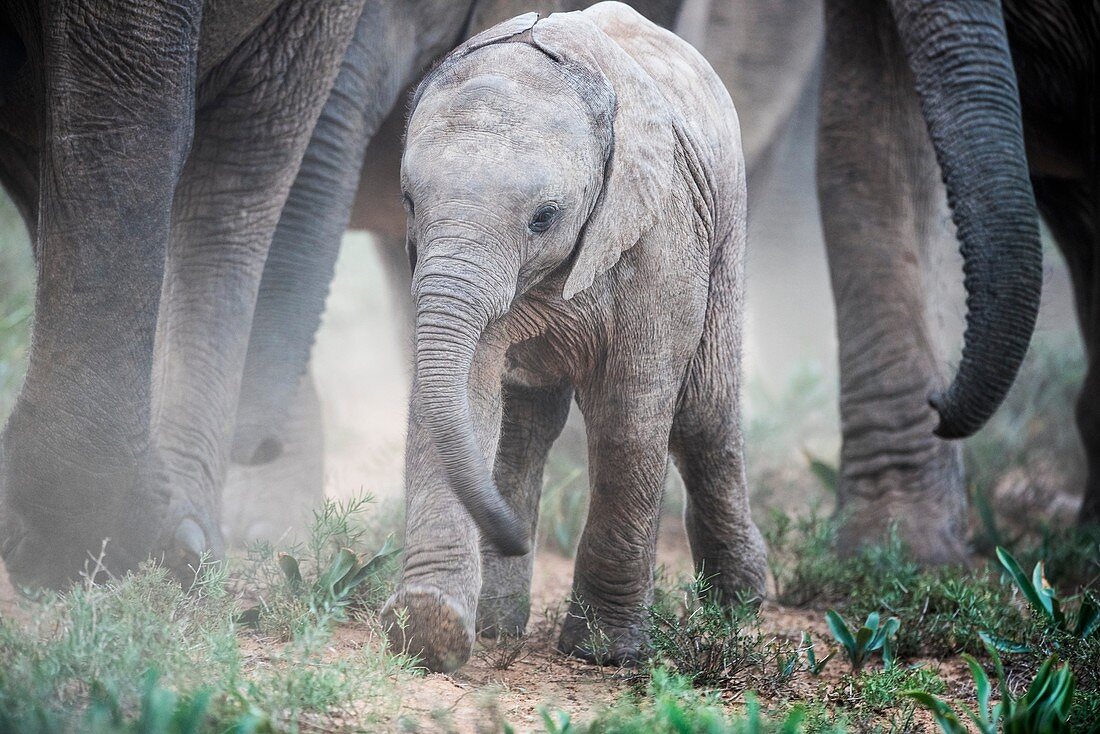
[477, 380, 573, 637]
[669, 344, 767, 603]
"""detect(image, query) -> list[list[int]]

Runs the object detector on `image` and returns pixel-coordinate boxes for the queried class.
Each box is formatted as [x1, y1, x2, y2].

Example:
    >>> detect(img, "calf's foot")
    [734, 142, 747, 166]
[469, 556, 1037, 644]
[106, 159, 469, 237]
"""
[382, 586, 475, 673]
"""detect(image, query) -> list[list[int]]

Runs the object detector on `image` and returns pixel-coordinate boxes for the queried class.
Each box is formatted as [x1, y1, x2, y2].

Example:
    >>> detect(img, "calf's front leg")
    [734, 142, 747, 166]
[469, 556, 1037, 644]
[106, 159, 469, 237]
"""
[478, 380, 573, 637]
[384, 340, 508, 672]
[559, 369, 678, 664]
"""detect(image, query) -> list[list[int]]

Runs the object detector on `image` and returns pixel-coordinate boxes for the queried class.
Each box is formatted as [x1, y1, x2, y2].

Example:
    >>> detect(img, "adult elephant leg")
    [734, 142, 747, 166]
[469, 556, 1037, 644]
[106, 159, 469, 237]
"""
[0, 1, 200, 589]
[1033, 178, 1100, 525]
[477, 380, 573, 638]
[231, 3, 436, 467]
[152, 0, 365, 575]
[559, 367, 678, 665]
[818, 0, 966, 564]
[222, 373, 323, 547]
[382, 338, 508, 673]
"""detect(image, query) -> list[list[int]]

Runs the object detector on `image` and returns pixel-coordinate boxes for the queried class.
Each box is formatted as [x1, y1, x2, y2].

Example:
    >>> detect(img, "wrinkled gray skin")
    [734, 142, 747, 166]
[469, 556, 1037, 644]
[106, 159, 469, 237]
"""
[0, 0, 477, 589]
[818, 0, 1098, 562]
[351, 0, 819, 341]
[381, 3, 766, 673]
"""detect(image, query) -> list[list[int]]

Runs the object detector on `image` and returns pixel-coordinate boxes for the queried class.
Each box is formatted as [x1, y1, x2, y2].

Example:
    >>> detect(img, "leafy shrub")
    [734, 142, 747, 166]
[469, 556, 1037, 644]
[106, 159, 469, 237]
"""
[905, 645, 1075, 734]
[989, 546, 1099, 649]
[766, 514, 1028, 658]
[647, 575, 803, 693]
[234, 495, 400, 639]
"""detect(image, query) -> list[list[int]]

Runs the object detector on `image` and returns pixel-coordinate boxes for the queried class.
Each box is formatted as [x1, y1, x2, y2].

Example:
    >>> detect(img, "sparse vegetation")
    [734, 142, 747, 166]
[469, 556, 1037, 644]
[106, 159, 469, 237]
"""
[646, 574, 804, 694]
[0, 496, 412, 733]
[537, 667, 844, 734]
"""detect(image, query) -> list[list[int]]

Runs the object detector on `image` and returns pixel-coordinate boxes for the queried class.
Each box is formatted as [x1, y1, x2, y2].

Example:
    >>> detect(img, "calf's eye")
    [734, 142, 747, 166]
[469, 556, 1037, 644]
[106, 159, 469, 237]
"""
[529, 203, 560, 233]
[402, 192, 415, 217]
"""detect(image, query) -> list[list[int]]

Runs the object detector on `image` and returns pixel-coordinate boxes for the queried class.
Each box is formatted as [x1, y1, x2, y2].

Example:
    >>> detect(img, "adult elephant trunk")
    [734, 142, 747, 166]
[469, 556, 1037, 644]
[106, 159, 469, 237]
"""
[412, 276, 529, 557]
[888, 0, 1042, 439]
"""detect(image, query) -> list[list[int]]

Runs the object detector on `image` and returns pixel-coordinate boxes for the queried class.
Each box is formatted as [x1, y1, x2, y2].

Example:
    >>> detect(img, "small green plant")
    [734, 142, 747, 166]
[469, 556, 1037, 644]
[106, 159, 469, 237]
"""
[853, 665, 943, 713]
[825, 610, 899, 673]
[236, 495, 401, 638]
[905, 644, 1075, 734]
[800, 631, 833, 676]
[803, 451, 838, 495]
[278, 538, 398, 619]
[993, 546, 1100, 645]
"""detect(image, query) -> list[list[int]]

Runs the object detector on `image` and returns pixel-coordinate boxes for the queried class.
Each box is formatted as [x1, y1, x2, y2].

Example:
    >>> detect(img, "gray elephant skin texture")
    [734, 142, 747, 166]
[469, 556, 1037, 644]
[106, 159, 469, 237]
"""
[817, 0, 1098, 562]
[381, 2, 767, 673]
[0, 0, 505, 590]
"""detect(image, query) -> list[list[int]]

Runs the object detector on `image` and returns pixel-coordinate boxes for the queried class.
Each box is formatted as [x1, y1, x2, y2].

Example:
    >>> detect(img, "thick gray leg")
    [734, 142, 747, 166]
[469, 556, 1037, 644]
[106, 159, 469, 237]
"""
[477, 380, 573, 637]
[231, 3, 426, 465]
[0, 1, 200, 588]
[818, 0, 966, 563]
[383, 340, 508, 672]
[152, 1, 365, 574]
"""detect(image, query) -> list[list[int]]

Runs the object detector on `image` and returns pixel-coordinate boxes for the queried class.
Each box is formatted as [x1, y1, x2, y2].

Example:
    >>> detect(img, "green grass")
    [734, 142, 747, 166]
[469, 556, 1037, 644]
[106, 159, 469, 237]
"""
[765, 511, 1028, 658]
[537, 667, 846, 734]
[0, 496, 411, 733]
[646, 573, 804, 695]
[762, 509, 1100, 723]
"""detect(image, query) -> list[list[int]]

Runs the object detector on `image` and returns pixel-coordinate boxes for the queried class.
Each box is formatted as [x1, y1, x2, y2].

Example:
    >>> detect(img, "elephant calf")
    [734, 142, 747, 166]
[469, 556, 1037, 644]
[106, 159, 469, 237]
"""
[382, 1, 766, 672]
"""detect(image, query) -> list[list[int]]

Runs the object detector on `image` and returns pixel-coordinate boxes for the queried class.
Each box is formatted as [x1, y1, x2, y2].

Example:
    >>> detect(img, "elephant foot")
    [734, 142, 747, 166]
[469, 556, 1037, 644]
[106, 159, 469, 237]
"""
[557, 601, 645, 667]
[835, 488, 969, 566]
[476, 591, 531, 638]
[382, 586, 475, 673]
[690, 527, 769, 605]
[0, 423, 223, 590]
[222, 375, 324, 548]
[221, 459, 321, 547]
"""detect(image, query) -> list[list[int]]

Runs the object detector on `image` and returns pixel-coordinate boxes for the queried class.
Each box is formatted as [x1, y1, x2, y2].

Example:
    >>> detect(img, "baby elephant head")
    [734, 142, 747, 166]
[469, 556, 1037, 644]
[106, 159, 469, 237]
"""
[400, 8, 678, 558]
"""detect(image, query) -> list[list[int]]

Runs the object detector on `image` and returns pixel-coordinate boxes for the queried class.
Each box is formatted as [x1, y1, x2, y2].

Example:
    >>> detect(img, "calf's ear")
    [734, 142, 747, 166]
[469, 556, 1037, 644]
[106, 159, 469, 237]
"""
[532, 8, 676, 300]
